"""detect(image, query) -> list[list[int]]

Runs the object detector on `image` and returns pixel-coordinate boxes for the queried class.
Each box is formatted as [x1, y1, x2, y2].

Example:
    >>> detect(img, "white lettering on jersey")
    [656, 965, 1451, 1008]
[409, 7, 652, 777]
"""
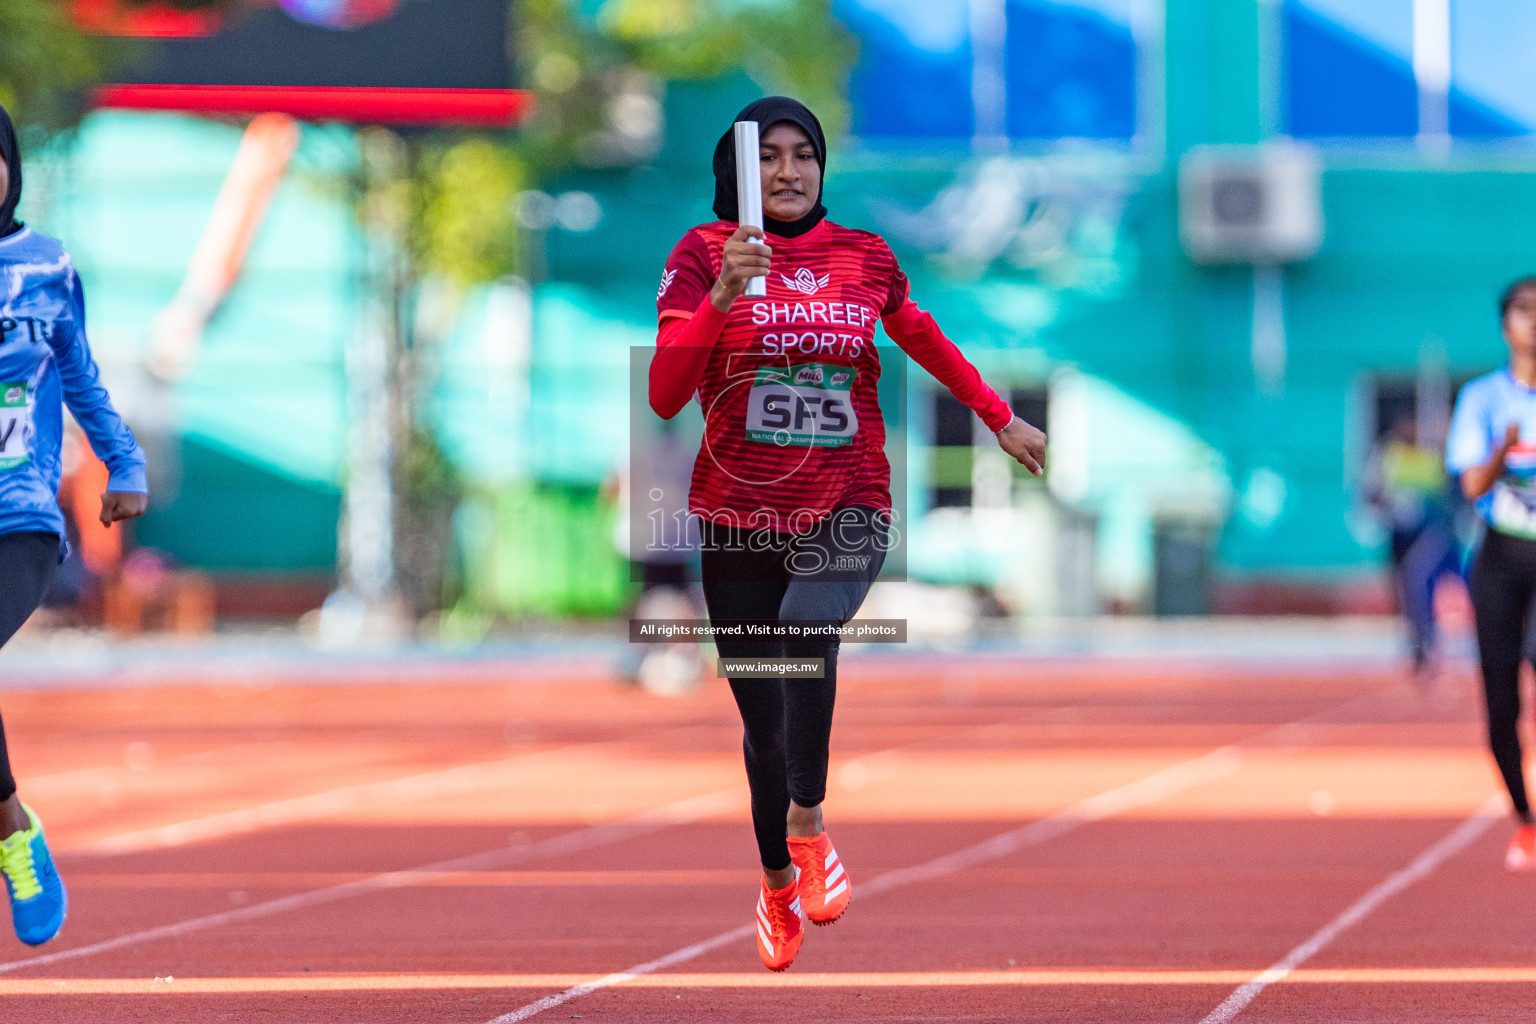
[750, 302, 877, 328]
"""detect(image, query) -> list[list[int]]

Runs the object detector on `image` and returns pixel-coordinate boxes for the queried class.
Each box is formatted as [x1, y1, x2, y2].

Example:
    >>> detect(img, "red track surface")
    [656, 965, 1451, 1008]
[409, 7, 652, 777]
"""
[0, 656, 1524, 1022]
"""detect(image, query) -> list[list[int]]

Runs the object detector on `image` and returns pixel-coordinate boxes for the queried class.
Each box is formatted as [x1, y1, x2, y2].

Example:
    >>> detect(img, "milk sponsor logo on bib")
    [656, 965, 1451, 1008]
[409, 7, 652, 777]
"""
[0, 383, 31, 471]
[745, 362, 858, 448]
[1491, 442, 1536, 539]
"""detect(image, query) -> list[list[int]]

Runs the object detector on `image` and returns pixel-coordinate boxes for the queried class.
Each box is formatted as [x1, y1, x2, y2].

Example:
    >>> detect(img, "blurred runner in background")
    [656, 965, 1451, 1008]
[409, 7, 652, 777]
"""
[611, 416, 706, 694]
[0, 104, 148, 944]
[1362, 412, 1460, 679]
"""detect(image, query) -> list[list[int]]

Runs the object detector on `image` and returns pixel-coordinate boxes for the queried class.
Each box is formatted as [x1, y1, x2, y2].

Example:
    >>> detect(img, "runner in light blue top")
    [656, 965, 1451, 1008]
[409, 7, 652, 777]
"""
[1446, 275, 1536, 871]
[0, 103, 148, 947]
[1446, 365, 1536, 537]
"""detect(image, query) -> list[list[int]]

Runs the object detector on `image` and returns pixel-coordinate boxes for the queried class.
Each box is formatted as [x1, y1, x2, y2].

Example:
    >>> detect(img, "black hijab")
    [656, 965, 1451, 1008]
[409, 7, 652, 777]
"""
[0, 104, 21, 238]
[712, 96, 827, 238]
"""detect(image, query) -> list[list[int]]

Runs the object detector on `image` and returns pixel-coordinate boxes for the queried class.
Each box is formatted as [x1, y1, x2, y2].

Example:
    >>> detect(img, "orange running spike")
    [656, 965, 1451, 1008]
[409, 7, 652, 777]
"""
[788, 831, 851, 926]
[754, 875, 804, 972]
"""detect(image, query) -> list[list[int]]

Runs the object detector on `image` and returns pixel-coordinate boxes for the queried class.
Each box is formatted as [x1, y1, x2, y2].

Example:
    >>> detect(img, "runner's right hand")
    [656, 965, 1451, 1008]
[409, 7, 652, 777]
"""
[1502, 423, 1521, 454]
[1466, 423, 1524, 501]
[100, 490, 148, 527]
[711, 226, 771, 310]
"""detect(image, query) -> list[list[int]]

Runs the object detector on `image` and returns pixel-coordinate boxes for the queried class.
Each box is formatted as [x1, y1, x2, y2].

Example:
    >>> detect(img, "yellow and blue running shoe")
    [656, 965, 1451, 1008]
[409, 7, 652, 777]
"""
[0, 806, 66, 946]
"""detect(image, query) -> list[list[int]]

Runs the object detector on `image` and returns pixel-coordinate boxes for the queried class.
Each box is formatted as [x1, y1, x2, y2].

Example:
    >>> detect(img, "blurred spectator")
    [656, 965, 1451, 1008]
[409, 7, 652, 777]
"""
[103, 548, 215, 636]
[1362, 413, 1461, 676]
[609, 418, 705, 694]
[36, 426, 112, 622]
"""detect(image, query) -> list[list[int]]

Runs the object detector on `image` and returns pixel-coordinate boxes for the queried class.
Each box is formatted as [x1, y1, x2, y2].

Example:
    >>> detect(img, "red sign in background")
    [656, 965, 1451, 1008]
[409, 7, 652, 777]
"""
[76, 0, 530, 127]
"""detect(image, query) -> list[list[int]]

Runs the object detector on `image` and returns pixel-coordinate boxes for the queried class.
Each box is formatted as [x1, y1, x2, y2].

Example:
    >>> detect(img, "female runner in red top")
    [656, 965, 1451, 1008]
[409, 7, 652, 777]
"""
[649, 97, 1046, 971]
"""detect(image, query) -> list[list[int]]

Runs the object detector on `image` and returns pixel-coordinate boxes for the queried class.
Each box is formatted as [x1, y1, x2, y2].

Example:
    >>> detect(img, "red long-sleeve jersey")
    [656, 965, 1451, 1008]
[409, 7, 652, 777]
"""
[651, 219, 1012, 534]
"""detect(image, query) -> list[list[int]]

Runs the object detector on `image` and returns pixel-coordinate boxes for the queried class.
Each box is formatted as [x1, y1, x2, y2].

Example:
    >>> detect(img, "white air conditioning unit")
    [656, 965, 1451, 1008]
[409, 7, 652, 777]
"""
[1178, 142, 1323, 265]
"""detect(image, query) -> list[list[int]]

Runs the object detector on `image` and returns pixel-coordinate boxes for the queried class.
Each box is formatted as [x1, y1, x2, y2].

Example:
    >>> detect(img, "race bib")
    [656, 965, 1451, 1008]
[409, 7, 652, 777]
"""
[0, 383, 30, 471]
[1491, 483, 1536, 540]
[745, 363, 859, 448]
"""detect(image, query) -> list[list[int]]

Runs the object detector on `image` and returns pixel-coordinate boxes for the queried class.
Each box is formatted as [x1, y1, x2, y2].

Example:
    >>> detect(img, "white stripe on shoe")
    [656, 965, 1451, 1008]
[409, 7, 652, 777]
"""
[825, 863, 846, 886]
[824, 850, 838, 869]
[755, 923, 773, 957]
[823, 879, 849, 902]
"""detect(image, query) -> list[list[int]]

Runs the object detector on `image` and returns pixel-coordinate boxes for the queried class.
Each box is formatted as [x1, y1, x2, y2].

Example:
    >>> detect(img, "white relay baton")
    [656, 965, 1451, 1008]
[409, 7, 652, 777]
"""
[733, 120, 768, 298]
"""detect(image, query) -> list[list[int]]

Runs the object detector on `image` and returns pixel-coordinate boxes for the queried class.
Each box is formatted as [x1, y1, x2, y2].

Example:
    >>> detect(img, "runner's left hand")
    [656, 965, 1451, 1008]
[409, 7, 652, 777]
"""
[996, 417, 1047, 476]
[100, 491, 148, 527]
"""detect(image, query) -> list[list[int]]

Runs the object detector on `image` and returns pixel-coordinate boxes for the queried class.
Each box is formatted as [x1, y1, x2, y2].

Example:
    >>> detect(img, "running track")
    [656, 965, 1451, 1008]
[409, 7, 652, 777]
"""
[0, 653, 1526, 1022]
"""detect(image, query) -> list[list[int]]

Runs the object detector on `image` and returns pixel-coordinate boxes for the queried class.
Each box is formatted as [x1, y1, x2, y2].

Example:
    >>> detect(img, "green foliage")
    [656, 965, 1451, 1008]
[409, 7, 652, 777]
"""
[1, 0, 234, 135]
[0, 0, 102, 133]
[8, 0, 851, 284]
[518, 0, 856, 179]
[394, 425, 466, 617]
[602, 0, 855, 130]
[516, 0, 636, 178]
[412, 139, 525, 286]
[412, 0, 855, 287]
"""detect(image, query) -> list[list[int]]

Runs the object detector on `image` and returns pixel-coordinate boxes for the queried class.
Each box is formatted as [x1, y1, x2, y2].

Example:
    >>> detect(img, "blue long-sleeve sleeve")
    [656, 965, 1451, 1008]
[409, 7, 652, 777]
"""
[55, 268, 146, 494]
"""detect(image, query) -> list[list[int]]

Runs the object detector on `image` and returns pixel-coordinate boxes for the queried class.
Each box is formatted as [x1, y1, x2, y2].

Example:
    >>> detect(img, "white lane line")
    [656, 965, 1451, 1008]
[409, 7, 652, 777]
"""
[0, 786, 744, 975]
[483, 745, 1246, 1024]
[69, 720, 723, 858]
[24, 739, 332, 802]
[24, 745, 262, 797]
[0, 654, 617, 691]
[74, 748, 586, 857]
[1196, 793, 1506, 1024]
[72, 718, 944, 859]
[863, 748, 1242, 896]
[488, 927, 757, 1024]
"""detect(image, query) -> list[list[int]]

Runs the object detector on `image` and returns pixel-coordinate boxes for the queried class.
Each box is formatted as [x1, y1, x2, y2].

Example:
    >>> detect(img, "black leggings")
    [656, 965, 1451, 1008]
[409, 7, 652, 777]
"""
[700, 506, 887, 870]
[1469, 528, 1536, 824]
[0, 532, 60, 803]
